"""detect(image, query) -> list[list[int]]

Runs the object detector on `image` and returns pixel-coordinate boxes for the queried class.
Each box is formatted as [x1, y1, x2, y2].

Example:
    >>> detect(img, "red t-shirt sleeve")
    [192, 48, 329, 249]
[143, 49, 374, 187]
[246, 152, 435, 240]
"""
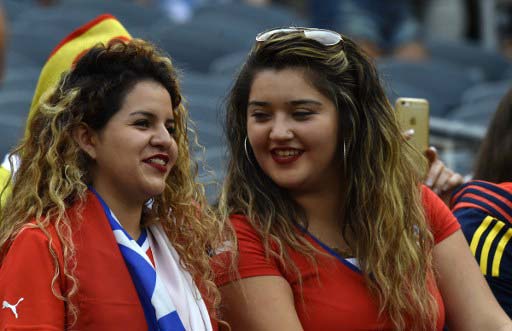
[422, 185, 461, 244]
[0, 227, 65, 330]
[214, 215, 282, 287]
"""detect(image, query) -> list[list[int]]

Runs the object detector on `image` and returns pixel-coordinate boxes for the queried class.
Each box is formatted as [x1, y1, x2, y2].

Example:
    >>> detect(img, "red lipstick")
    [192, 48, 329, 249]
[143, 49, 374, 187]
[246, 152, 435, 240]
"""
[271, 148, 303, 165]
[143, 154, 169, 173]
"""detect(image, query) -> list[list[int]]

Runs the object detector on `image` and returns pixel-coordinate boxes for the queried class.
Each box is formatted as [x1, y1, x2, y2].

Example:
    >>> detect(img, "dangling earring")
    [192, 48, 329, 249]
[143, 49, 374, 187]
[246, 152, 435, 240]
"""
[244, 137, 255, 166]
[343, 140, 347, 165]
[343, 139, 350, 170]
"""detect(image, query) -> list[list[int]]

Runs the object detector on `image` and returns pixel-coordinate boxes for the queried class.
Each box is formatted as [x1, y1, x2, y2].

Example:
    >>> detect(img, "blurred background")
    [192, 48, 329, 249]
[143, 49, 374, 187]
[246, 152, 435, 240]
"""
[0, 0, 510, 200]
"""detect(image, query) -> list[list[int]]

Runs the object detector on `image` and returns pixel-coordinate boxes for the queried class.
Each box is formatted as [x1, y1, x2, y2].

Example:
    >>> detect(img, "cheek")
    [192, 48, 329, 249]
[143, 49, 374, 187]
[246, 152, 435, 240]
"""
[322, 127, 342, 161]
[247, 126, 268, 151]
[113, 134, 145, 156]
[168, 140, 179, 168]
[314, 119, 339, 143]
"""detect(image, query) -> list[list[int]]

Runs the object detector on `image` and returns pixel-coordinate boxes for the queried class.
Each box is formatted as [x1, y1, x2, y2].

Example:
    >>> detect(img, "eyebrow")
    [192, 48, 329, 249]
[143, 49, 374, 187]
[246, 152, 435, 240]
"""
[289, 99, 323, 106]
[129, 110, 175, 123]
[247, 101, 270, 107]
[247, 99, 323, 107]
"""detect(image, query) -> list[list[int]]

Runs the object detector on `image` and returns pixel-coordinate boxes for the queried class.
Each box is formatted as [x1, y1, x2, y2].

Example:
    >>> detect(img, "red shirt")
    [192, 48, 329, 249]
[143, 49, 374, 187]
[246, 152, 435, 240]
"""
[0, 192, 217, 330]
[215, 186, 460, 330]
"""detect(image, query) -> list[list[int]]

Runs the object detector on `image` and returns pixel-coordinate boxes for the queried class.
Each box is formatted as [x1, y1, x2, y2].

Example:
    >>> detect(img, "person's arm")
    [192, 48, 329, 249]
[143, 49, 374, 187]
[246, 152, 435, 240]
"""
[0, 227, 65, 330]
[434, 230, 512, 331]
[215, 216, 304, 331]
[219, 276, 303, 331]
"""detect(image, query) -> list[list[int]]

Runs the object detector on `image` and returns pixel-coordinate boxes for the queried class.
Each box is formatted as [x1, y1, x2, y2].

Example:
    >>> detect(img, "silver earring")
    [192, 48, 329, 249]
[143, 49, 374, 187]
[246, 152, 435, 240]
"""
[343, 140, 347, 163]
[244, 137, 255, 166]
[343, 139, 349, 168]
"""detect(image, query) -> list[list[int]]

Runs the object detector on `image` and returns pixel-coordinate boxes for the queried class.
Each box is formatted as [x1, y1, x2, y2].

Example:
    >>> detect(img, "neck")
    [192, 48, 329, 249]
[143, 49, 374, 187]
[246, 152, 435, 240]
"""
[292, 179, 345, 225]
[291, 180, 347, 249]
[92, 184, 144, 240]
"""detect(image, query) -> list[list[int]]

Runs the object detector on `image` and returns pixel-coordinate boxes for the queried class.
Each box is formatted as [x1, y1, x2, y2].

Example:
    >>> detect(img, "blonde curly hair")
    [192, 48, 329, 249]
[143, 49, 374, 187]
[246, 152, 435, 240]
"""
[0, 39, 227, 326]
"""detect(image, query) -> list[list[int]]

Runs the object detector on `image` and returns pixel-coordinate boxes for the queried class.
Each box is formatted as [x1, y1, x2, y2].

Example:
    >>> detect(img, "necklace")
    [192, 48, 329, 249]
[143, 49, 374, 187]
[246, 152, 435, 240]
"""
[329, 246, 353, 258]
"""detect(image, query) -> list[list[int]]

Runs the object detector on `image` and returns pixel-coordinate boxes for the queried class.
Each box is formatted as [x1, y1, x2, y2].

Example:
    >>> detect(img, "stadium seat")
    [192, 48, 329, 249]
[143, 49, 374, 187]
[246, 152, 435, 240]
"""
[378, 59, 481, 116]
[427, 40, 512, 81]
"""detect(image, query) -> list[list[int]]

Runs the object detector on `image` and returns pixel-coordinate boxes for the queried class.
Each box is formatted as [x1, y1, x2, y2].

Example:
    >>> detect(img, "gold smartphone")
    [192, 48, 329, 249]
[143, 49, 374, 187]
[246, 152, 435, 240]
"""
[395, 97, 429, 152]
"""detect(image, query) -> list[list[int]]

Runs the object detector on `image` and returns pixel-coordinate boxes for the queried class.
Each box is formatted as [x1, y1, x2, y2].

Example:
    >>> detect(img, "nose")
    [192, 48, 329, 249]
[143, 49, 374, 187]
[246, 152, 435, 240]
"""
[150, 124, 174, 150]
[269, 115, 293, 141]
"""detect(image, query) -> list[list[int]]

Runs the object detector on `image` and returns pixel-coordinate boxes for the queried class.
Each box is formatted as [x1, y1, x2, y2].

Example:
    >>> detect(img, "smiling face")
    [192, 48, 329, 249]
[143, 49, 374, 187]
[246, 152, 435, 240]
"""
[246, 68, 342, 194]
[87, 80, 178, 205]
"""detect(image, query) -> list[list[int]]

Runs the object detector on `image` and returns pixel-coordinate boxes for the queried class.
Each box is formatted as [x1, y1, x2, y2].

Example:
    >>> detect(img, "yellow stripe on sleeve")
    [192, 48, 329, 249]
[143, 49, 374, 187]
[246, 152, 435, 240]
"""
[492, 226, 512, 277]
[469, 216, 494, 256]
[480, 220, 505, 275]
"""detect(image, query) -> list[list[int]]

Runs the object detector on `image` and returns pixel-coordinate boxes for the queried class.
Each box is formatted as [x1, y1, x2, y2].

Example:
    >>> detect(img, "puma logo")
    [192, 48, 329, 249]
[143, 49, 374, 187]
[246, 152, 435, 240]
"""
[2, 297, 24, 319]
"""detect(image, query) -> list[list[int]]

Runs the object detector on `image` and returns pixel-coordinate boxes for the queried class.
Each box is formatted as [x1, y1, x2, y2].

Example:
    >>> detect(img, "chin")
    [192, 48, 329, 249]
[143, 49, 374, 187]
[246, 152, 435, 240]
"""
[273, 178, 306, 191]
[142, 182, 167, 198]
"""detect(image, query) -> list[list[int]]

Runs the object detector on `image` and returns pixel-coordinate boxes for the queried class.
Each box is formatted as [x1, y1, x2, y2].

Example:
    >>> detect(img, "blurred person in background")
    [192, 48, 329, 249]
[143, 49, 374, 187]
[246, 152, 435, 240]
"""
[426, 87, 512, 203]
[213, 27, 512, 331]
[309, 0, 429, 60]
[497, 0, 512, 58]
[472, 88, 512, 184]
[428, 87, 512, 318]
[140, 0, 296, 23]
[36, 0, 58, 6]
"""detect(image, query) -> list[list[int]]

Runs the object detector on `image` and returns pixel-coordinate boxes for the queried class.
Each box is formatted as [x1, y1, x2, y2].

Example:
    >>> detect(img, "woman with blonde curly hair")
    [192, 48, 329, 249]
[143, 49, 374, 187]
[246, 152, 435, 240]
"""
[0, 22, 224, 331]
[214, 27, 512, 331]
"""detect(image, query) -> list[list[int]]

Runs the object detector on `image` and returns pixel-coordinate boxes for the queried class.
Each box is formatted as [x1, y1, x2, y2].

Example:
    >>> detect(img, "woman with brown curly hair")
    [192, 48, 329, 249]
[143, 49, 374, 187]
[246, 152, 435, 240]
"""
[214, 27, 512, 331]
[0, 17, 224, 331]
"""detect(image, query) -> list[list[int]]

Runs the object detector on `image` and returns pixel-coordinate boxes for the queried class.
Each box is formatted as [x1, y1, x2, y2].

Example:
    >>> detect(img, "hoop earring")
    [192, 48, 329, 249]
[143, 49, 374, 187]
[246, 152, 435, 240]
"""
[244, 137, 255, 166]
[343, 140, 347, 165]
[343, 139, 350, 171]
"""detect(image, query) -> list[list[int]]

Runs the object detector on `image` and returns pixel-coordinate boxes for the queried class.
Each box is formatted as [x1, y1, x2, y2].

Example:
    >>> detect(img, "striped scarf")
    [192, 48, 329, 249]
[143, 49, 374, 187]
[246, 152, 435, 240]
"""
[91, 188, 185, 331]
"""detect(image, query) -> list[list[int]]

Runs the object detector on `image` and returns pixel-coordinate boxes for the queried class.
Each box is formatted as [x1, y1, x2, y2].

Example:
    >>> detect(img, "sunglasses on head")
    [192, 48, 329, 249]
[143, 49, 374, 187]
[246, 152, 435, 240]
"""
[255, 27, 343, 46]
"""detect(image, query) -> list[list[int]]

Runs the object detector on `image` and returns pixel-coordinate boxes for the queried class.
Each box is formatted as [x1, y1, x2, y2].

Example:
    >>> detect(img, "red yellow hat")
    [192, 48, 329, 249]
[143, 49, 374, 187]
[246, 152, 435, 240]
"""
[0, 14, 132, 204]
[27, 14, 132, 136]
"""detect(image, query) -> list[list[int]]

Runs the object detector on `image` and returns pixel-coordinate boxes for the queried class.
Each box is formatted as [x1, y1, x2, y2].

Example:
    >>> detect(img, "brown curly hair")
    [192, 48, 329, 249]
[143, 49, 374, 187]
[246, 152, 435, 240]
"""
[0, 39, 227, 326]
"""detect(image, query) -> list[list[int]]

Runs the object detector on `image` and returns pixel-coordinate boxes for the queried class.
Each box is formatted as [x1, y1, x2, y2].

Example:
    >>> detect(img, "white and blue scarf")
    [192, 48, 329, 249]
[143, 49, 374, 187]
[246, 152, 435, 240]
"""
[91, 188, 212, 331]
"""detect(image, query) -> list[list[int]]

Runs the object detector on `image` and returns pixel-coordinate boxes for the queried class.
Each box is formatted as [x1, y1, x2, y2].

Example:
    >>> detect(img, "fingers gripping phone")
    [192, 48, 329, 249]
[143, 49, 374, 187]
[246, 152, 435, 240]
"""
[395, 97, 429, 152]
